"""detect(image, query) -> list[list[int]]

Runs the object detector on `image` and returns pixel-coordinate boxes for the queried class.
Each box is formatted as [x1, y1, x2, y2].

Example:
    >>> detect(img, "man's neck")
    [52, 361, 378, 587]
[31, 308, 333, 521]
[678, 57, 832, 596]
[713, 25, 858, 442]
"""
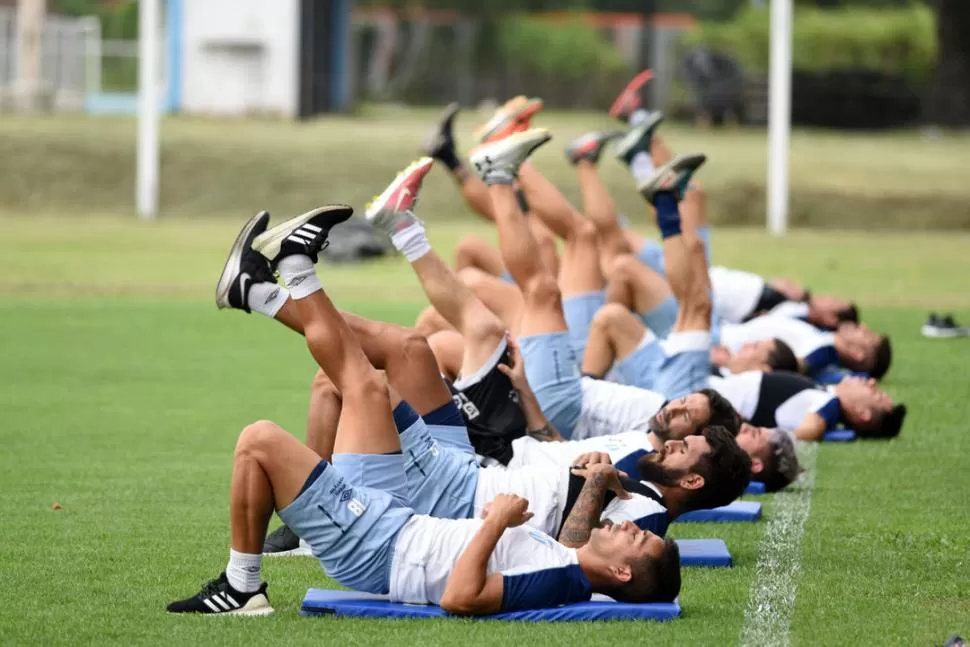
[655, 483, 685, 518]
[647, 432, 662, 452]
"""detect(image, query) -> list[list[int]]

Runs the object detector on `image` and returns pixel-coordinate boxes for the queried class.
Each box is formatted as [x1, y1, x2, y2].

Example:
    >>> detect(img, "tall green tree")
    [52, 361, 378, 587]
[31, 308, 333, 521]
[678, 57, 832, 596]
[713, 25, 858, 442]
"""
[927, 0, 970, 126]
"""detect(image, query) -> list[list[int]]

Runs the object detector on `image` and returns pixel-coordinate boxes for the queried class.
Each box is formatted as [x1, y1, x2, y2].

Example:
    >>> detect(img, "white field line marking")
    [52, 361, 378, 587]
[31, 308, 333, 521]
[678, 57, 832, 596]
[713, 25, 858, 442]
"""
[739, 442, 818, 647]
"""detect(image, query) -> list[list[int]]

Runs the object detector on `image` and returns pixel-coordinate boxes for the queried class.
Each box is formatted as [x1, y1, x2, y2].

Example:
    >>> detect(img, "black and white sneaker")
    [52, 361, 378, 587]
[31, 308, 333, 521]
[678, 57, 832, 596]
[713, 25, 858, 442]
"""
[262, 524, 312, 557]
[215, 211, 277, 313]
[921, 313, 967, 339]
[422, 102, 460, 160]
[252, 205, 354, 269]
[638, 153, 707, 205]
[167, 572, 274, 616]
[614, 111, 665, 167]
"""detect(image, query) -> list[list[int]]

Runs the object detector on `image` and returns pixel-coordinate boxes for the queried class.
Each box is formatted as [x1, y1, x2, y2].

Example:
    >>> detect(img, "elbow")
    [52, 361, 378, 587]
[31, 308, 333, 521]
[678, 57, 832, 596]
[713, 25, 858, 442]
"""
[796, 427, 824, 442]
[439, 594, 477, 616]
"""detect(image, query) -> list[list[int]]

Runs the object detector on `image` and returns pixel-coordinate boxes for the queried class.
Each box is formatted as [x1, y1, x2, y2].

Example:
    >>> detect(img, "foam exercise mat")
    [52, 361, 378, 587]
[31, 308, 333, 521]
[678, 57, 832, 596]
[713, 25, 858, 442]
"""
[675, 500, 762, 523]
[301, 589, 681, 622]
[676, 538, 732, 567]
[824, 430, 856, 442]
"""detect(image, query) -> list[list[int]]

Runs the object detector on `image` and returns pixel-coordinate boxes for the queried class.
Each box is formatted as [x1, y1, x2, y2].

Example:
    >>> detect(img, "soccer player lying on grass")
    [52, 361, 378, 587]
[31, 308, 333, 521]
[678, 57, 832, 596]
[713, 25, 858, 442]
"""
[173, 208, 686, 615]
[575, 152, 800, 395]
[207, 179, 751, 555]
[709, 265, 859, 331]
[717, 313, 892, 382]
[415, 328, 795, 494]
[708, 370, 907, 441]
[464, 127, 742, 442]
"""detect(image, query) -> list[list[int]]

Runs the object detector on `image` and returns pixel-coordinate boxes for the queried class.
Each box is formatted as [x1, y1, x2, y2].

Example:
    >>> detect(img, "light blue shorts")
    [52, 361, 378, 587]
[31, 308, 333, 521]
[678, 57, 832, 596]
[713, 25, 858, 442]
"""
[519, 331, 583, 439]
[616, 331, 711, 399]
[653, 331, 713, 400]
[640, 295, 678, 340]
[278, 461, 414, 595]
[563, 291, 606, 363]
[334, 403, 478, 519]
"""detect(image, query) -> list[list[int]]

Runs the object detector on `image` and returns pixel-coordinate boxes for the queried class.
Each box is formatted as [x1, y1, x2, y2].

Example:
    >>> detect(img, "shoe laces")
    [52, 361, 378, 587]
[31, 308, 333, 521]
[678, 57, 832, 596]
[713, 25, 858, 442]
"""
[199, 577, 225, 598]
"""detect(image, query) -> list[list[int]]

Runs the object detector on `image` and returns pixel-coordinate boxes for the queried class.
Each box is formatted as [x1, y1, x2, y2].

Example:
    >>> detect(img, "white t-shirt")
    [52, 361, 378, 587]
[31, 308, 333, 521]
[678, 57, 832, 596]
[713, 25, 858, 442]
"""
[768, 300, 810, 320]
[508, 431, 656, 470]
[709, 266, 765, 324]
[474, 463, 669, 538]
[389, 515, 591, 611]
[573, 377, 666, 440]
[473, 464, 570, 536]
[708, 370, 841, 435]
[719, 315, 837, 372]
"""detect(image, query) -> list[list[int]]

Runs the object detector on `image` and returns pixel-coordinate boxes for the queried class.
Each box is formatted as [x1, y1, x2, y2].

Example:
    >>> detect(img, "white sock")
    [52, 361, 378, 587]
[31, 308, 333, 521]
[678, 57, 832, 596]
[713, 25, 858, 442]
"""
[226, 549, 262, 593]
[630, 151, 655, 184]
[390, 219, 431, 263]
[629, 108, 650, 127]
[248, 282, 289, 318]
[277, 255, 321, 300]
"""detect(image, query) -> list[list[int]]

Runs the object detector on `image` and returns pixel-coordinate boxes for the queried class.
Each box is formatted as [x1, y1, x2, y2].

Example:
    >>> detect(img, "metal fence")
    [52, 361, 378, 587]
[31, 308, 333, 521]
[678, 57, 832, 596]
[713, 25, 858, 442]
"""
[0, 7, 98, 110]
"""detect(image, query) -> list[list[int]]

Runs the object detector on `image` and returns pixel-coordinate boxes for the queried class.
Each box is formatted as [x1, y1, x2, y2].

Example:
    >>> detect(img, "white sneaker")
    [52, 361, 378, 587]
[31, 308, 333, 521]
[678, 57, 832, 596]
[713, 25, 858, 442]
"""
[469, 128, 552, 185]
[365, 157, 434, 237]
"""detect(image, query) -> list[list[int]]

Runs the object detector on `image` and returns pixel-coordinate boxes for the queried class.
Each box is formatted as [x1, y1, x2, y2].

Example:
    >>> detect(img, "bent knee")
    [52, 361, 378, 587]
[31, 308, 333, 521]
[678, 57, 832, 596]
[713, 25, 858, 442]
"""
[592, 302, 639, 334]
[606, 254, 641, 282]
[237, 419, 287, 452]
[524, 274, 562, 309]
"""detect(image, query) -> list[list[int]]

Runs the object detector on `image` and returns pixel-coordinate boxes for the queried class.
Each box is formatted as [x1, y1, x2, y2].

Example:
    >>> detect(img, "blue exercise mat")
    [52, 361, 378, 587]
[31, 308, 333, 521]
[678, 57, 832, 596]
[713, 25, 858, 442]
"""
[675, 500, 762, 523]
[744, 481, 767, 495]
[824, 429, 856, 442]
[676, 538, 732, 567]
[301, 589, 681, 622]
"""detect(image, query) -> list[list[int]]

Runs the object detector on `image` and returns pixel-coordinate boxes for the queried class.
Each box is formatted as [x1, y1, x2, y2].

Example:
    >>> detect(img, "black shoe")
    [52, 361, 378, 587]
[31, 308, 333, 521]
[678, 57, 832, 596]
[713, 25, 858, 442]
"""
[167, 572, 274, 615]
[422, 102, 460, 160]
[252, 205, 354, 269]
[922, 312, 965, 339]
[215, 211, 277, 313]
[262, 524, 310, 557]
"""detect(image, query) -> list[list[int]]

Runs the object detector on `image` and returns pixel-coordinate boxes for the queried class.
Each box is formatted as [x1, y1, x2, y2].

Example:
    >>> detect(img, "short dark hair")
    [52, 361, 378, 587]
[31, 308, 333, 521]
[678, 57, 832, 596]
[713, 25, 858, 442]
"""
[837, 303, 859, 324]
[760, 429, 801, 492]
[767, 339, 799, 373]
[697, 388, 742, 436]
[857, 403, 907, 438]
[870, 335, 892, 380]
[686, 425, 752, 511]
[612, 538, 681, 603]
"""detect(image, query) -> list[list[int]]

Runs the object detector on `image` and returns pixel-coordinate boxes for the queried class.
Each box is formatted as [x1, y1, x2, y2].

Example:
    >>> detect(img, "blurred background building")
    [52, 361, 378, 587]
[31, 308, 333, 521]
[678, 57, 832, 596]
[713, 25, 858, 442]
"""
[0, 0, 967, 127]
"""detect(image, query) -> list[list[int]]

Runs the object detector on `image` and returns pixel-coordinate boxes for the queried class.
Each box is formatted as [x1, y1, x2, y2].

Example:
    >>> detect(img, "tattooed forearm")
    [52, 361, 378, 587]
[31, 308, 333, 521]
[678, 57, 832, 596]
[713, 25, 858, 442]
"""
[557, 474, 608, 548]
[527, 424, 563, 443]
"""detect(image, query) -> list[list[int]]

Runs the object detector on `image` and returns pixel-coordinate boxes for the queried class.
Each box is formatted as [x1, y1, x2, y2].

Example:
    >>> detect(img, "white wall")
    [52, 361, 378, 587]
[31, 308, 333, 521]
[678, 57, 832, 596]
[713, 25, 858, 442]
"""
[180, 0, 298, 117]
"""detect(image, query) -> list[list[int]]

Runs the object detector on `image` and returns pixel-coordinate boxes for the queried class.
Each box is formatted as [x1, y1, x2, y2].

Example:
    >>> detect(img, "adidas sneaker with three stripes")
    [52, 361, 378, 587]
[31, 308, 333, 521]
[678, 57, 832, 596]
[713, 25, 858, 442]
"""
[252, 205, 354, 268]
[166, 572, 274, 616]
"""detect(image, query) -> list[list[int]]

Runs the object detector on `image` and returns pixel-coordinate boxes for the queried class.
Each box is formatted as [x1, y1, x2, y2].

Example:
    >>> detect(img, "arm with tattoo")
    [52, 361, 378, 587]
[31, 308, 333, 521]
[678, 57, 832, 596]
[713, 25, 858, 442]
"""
[557, 473, 610, 548]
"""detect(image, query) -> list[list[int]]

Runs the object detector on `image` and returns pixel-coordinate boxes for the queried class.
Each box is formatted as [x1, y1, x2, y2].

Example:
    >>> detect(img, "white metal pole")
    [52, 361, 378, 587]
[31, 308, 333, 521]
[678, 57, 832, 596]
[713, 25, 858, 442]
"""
[767, 0, 793, 237]
[136, 0, 160, 220]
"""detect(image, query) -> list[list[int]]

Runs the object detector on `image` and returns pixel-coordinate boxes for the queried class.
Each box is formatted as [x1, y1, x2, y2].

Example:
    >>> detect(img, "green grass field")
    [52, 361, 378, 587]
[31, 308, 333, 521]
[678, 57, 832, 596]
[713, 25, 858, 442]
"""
[1, 112, 969, 645]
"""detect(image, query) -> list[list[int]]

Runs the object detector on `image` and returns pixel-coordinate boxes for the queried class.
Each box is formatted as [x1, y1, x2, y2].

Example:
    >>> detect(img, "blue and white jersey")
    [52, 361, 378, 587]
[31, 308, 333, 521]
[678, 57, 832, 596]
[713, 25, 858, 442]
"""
[708, 370, 841, 436]
[389, 516, 591, 611]
[574, 377, 666, 440]
[720, 315, 838, 374]
[507, 430, 656, 470]
[709, 266, 765, 324]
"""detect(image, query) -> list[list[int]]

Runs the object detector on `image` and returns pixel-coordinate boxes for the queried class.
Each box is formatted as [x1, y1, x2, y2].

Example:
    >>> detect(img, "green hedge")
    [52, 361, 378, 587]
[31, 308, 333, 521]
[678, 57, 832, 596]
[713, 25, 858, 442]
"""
[681, 5, 936, 86]
[497, 15, 628, 83]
